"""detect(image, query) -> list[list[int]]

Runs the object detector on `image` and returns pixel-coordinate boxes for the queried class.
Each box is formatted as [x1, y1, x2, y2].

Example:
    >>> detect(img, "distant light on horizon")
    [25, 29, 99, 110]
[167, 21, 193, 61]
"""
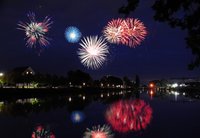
[172, 83, 178, 88]
[149, 83, 154, 88]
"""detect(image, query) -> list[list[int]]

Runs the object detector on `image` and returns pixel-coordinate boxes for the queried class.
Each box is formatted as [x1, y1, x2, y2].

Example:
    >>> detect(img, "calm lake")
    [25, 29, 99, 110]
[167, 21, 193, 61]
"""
[0, 89, 200, 138]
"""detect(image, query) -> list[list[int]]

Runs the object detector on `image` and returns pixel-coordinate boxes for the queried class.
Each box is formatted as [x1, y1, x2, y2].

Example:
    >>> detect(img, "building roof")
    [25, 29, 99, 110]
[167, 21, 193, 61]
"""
[11, 66, 35, 75]
[12, 66, 30, 72]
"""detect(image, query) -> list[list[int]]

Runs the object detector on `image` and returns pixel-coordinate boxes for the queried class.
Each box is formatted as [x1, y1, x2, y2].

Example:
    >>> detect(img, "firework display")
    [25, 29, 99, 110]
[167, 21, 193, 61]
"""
[31, 125, 55, 138]
[105, 99, 152, 133]
[17, 12, 147, 69]
[103, 18, 147, 47]
[65, 26, 82, 43]
[78, 36, 109, 69]
[83, 125, 113, 138]
[18, 12, 52, 48]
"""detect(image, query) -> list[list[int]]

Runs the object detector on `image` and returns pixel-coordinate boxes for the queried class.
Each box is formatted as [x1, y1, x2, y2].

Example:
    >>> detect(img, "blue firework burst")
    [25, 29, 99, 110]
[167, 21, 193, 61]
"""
[65, 26, 82, 43]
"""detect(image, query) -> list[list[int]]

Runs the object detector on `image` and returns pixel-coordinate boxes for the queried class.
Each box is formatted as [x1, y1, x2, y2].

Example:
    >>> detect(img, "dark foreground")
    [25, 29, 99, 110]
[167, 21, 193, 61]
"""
[0, 89, 200, 138]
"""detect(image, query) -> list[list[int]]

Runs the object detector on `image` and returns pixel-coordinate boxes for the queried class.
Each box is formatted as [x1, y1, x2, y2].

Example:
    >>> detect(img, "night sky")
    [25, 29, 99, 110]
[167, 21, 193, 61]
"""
[0, 0, 199, 82]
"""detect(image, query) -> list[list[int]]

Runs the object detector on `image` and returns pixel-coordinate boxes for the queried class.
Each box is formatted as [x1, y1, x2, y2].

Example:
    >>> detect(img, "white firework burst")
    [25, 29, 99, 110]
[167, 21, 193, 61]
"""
[78, 36, 109, 69]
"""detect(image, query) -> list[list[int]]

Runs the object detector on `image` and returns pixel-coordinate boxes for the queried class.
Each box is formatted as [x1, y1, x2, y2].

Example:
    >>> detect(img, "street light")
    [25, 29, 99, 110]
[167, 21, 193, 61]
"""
[0, 73, 4, 77]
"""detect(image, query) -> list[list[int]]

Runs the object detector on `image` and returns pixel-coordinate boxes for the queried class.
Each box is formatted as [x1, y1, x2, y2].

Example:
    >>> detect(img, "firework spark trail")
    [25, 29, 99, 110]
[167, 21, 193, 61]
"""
[78, 36, 109, 69]
[17, 12, 53, 48]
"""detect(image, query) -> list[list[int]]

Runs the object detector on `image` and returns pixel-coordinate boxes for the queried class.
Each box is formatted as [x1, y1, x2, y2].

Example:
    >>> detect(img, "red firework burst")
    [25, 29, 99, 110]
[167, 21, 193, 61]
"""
[122, 18, 147, 47]
[105, 99, 152, 133]
[103, 18, 129, 44]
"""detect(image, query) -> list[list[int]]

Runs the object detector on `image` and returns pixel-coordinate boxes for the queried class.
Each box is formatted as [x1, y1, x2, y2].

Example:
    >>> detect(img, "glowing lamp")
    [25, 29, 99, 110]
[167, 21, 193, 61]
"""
[149, 83, 154, 88]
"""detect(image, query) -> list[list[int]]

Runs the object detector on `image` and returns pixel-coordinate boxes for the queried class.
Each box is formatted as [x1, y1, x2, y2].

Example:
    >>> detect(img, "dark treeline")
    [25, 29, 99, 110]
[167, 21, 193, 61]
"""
[3, 69, 140, 88]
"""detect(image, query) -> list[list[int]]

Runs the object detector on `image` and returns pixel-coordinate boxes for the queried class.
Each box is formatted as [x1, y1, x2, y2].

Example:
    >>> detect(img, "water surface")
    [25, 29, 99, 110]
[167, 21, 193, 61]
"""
[0, 90, 200, 138]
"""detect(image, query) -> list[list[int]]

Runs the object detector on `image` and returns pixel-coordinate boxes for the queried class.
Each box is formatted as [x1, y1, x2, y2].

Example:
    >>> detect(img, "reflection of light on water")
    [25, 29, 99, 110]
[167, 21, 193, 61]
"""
[0, 102, 4, 112]
[71, 111, 85, 123]
[149, 90, 154, 99]
[16, 98, 39, 105]
[171, 91, 180, 95]
[32, 125, 55, 138]
[83, 125, 113, 138]
[171, 91, 179, 101]
[74, 114, 80, 121]
[106, 99, 152, 133]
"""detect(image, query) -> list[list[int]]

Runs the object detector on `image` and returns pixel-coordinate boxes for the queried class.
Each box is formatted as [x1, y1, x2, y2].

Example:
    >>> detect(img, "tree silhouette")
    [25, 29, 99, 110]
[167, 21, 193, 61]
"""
[119, 0, 139, 16]
[119, 0, 200, 69]
[123, 76, 133, 88]
[135, 75, 140, 88]
[100, 75, 123, 87]
[67, 70, 92, 86]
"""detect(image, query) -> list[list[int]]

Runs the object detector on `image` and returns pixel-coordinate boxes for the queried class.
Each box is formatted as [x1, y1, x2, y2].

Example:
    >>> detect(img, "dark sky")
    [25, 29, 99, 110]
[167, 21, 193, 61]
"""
[0, 0, 199, 81]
